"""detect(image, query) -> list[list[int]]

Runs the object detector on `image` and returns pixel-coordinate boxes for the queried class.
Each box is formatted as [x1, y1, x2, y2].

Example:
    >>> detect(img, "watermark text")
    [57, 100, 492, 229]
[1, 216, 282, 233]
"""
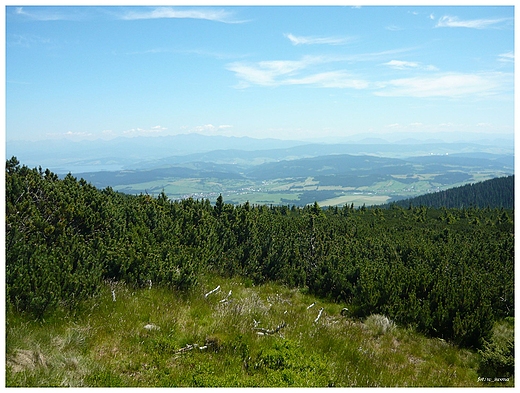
[478, 377, 510, 383]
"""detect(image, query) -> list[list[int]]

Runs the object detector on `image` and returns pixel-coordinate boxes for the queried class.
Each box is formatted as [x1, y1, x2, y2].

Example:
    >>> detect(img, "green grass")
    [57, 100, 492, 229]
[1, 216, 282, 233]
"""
[6, 276, 514, 387]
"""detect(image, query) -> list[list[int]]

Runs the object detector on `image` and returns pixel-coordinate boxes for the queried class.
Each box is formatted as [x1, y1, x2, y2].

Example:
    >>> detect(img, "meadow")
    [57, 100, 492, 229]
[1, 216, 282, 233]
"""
[6, 275, 512, 387]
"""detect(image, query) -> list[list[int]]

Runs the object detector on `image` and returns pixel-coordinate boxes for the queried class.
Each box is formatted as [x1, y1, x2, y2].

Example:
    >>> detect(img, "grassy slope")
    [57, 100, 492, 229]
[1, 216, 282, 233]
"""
[5, 275, 513, 387]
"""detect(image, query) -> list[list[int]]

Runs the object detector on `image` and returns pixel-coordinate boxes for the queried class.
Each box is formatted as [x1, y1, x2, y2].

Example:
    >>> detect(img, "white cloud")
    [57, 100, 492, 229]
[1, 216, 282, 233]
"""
[227, 56, 368, 89]
[375, 72, 511, 98]
[342, 47, 417, 63]
[383, 60, 438, 71]
[227, 56, 324, 87]
[46, 131, 94, 140]
[383, 60, 419, 69]
[12, 6, 245, 24]
[498, 51, 514, 63]
[14, 6, 82, 21]
[65, 131, 92, 137]
[284, 71, 368, 89]
[227, 49, 418, 88]
[122, 125, 168, 136]
[436, 15, 510, 29]
[8, 34, 51, 48]
[194, 124, 233, 132]
[285, 33, 352, 46]
[119, 7, 242, 23]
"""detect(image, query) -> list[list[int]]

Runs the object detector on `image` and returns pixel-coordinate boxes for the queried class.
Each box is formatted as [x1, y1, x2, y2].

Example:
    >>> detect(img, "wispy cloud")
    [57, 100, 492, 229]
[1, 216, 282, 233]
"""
[383, 60, 420, 69]
[498, 51, 514, 63]
[375, 72, 512, 98]
[194, 124, 232, 132]
[123, 125, 168, 137]
[118, 7, 243, 24]
[383, 60, 438, 71]
[227, 56, 368, 89]
[12, 6, 245, 24]
[285, 33, 353, 46]
[342, 47, 417, 63]
[13, 6, 82, 21]
[436, 15, 511, 29]
[227, 49, 510, 98]
[385, 25, 403, 32]
[227, 56, 323, 87]
[285, 71, 369, 89]
[45, 131, 94, 139]
[8, 33, 51, 48]
[227, 48, 416, 89]
[227, 56, 367, 89]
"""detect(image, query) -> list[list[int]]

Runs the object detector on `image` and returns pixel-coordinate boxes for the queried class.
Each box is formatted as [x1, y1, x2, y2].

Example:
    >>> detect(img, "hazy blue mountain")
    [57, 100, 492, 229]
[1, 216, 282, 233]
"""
[6, 133, 514, 175]
[71, 151, 514, 192]
[5, 134, 307, 173]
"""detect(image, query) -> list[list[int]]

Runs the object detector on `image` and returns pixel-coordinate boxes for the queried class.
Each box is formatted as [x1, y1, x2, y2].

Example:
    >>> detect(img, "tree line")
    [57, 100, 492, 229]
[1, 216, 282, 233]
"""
[6, 157, 514, 349]
[387, 175, 514, 209]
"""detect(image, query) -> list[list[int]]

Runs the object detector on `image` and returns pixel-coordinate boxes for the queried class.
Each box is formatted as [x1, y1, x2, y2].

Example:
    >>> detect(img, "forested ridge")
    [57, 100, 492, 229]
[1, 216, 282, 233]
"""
[6, 157, 514, 350]
[388, 175, 514, 209]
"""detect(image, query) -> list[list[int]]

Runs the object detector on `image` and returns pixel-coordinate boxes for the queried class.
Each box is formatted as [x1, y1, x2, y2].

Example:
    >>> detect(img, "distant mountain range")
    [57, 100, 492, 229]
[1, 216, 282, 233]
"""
[69, 152, 513, 189]
[6, 133, 514, 207]
[6, 132, 514, 174]
[6, 134, 307, 173]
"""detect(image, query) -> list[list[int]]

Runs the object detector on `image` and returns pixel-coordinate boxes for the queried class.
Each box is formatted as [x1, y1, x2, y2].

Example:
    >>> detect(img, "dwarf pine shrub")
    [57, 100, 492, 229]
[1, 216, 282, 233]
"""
[478, 318, 514, 379]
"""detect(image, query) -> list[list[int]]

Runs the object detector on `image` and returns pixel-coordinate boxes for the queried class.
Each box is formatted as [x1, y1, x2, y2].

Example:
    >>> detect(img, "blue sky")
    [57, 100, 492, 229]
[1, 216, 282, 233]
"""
[5, 5, 515, 142]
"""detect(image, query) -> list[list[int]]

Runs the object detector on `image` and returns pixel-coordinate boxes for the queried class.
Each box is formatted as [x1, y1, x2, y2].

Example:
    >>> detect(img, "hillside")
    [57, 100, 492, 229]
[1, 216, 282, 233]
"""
[387, 176, 514, 209]
[6, 133, 513, 174]
[6, 276, 514, 387]
[5, 157, 515, 386]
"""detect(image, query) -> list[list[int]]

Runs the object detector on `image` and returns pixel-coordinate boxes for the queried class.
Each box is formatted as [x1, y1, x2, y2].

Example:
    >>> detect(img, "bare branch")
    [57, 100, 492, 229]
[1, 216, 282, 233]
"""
[204, 285, 221, 298]
[314, 307, 324, 323]
[254, 321, 287, 335]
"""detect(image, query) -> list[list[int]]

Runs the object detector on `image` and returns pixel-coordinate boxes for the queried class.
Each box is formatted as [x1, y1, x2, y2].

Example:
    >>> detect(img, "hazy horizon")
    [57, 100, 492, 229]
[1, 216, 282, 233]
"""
[5, 5, 514, 144]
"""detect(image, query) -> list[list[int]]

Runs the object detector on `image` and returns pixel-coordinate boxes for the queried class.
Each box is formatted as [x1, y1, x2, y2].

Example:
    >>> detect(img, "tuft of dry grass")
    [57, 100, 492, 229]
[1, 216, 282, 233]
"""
[364, 314, 396, 336]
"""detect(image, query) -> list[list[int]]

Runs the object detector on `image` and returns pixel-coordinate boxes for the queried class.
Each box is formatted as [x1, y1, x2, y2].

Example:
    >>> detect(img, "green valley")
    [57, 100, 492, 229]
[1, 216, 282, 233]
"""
[81, 152, 513, 207]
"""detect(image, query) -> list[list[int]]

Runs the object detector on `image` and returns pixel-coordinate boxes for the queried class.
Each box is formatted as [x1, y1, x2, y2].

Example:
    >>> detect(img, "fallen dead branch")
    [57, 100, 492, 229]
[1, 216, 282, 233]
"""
[204, 285, 221, 298]
[175, 343, 208, 354]
[254, 321, 287, 336]
[219, 290, 232, 303]
[314, 307, 324, 323]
